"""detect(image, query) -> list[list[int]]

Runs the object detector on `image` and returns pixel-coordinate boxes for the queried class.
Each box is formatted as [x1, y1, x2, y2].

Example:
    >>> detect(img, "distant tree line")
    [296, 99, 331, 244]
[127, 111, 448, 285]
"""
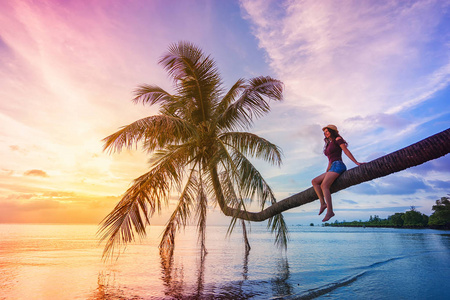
[324, 196, 450, 229]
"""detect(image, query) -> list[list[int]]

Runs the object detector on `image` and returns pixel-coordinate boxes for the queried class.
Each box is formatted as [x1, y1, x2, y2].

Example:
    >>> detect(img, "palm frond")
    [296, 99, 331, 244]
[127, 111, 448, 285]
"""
[219, 132, 283, 166]
[99, 146, 190, 259]
[248, 76, 284, 102]
[218, 169, 241, 207]
[210, 135, 276, 209]
[159, 41, 222, 124]
[103, 115, 196, 154]
[132, 84, 175, 107]
[161, 41, 203, 81]
[216, 169, 252, 253]
[161, 42, 221, 91]
[98, 170, 165, 259]
[215, 78, 246, 130]
[218, 169, 245, 235]
[97, 193, 150, 259]
[132, 85, 192, 122]
[267, 212, 289, 250]
[229, 150, 276, 209]
[159, 166, 199, 253]
[220, 76, 283, 129]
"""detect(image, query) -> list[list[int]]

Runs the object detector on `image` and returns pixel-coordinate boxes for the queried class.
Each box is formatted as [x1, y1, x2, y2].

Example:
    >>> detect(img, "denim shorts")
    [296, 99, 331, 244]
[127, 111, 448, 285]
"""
[328, 160, 347, 174]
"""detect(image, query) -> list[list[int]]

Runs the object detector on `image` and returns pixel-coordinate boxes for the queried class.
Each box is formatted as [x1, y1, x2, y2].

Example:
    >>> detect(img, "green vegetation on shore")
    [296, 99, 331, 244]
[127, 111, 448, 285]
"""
[324, 196, 450, 229]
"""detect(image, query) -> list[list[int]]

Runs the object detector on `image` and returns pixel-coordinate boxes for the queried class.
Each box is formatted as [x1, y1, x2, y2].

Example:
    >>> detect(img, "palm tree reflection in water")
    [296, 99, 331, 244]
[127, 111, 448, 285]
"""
[91, 249, 291, 299]
[160, 250, 291, 299]
[271, 257, 292, 297]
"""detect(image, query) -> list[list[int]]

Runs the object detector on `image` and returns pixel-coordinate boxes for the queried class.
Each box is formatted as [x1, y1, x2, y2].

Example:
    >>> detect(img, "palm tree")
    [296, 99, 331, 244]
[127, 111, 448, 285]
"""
[99, 41, 287, 258]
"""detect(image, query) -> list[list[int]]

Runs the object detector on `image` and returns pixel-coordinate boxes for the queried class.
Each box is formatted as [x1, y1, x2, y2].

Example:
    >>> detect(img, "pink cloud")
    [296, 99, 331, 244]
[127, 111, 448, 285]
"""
[23, 169, 49, 177]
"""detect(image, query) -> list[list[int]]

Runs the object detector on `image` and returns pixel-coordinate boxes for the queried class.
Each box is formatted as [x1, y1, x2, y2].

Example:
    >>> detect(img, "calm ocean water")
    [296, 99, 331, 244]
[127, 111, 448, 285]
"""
[0, 224, 449, 299]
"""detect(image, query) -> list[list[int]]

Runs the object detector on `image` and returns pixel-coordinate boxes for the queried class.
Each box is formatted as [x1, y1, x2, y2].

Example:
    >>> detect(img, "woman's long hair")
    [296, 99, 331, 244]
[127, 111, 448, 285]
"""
[323, 128, 347, 153]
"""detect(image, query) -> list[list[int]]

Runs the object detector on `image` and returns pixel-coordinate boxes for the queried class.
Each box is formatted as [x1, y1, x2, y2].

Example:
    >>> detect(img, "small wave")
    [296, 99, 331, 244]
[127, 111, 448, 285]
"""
[289, 271, 367, 300]
[360, 255, 404, 270]
[274, 255, 409, 300]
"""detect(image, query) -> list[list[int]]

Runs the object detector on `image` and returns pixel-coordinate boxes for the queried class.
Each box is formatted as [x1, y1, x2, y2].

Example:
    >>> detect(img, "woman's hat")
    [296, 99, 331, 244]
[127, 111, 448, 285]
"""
[322, 124, 339, 133]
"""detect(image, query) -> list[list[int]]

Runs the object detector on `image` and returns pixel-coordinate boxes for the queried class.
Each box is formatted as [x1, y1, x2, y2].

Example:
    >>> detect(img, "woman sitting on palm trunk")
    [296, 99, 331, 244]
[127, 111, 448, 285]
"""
[312, 125, 364, 222]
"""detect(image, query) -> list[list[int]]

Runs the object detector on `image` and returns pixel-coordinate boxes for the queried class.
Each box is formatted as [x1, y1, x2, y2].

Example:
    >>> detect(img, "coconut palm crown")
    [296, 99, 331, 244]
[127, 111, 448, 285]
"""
[99, 41, 287, 258]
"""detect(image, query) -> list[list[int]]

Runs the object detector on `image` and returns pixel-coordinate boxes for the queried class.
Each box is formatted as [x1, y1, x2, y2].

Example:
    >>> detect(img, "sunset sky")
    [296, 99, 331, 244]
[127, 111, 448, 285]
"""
[1, 0, 449, 226]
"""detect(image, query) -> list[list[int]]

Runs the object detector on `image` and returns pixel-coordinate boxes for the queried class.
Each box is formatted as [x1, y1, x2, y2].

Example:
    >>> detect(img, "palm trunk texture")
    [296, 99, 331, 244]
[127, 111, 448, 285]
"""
[215, 128, 450, 222]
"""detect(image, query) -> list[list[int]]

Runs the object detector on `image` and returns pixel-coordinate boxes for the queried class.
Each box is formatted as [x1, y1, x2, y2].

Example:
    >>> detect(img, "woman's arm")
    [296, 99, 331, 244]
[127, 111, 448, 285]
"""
[326, 161, 332, 171]
[340, 144, 362, 166]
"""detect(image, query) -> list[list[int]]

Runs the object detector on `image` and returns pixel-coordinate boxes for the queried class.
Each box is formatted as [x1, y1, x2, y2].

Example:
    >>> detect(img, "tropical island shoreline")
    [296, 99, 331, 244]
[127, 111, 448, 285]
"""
[321, 195, 450, 230]
[322, 221, 450, 230]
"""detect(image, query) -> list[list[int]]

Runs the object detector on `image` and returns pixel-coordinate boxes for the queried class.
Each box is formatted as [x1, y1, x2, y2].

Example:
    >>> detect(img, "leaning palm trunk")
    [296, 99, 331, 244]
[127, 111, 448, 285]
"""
[216, 128, 450, 221]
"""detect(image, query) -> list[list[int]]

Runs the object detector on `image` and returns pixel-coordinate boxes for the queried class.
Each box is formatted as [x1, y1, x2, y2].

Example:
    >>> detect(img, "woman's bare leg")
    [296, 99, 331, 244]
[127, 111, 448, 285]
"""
[312, 173, 327, 215]
[320, 171, 341, 222]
